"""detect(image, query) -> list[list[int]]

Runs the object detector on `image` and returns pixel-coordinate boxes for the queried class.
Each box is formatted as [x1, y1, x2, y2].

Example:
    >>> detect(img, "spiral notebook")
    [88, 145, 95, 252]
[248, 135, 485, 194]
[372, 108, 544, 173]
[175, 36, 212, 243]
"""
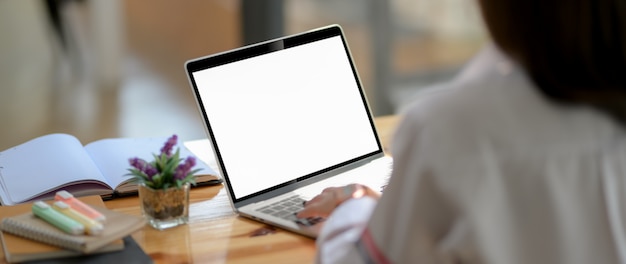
[0, 196, 124, 263]
[0, 202, 145, 254]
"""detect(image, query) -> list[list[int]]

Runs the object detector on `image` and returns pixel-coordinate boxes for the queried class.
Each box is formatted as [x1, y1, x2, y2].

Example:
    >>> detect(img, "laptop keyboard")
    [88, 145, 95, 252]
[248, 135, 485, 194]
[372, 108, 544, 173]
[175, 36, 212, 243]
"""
[255, 195, 324, 226]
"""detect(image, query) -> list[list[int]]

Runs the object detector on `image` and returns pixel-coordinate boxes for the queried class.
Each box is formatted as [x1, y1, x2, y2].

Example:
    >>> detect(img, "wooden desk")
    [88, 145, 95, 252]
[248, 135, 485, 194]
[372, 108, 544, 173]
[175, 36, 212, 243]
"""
[104, 115, 400, 263]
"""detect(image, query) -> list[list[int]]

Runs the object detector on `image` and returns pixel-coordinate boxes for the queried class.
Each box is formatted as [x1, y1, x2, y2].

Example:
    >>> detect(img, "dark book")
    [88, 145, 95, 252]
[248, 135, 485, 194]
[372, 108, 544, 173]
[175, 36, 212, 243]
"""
[23, 236, 152, 264]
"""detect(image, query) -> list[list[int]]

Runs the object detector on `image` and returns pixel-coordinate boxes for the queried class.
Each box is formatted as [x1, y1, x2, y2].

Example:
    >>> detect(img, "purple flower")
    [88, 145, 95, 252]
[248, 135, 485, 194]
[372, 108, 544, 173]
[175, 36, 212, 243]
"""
[174, 156, 196, 180]
[160, 134, 178, 157]
[185, 156, 196, 168]
[129, 157, 147, 170]
[144, 165, 158, 180]
[129, 157, 158, 180]
[128, 135, 198, 189]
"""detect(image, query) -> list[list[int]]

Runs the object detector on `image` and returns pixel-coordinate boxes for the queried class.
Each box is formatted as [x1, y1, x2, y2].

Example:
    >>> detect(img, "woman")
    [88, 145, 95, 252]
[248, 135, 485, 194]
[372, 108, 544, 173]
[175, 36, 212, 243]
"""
[298, 0, 626, 263]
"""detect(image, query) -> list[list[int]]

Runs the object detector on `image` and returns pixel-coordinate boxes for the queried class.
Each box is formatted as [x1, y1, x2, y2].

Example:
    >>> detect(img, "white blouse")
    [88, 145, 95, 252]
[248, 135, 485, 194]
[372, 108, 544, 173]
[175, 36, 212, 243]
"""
[316, 44, 626, 264]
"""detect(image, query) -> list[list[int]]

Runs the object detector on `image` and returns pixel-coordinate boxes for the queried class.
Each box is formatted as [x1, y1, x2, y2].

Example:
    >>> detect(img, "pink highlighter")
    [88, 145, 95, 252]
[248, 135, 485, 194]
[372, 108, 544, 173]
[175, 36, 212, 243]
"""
[54, 190, 106, 223]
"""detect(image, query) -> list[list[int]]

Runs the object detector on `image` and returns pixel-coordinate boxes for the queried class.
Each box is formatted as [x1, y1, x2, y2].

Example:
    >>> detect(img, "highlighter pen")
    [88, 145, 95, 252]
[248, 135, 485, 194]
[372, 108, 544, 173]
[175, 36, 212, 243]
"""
[52, 201, 104, 235]
[32, 201, 84, 235]
[55, 190, 106, 223]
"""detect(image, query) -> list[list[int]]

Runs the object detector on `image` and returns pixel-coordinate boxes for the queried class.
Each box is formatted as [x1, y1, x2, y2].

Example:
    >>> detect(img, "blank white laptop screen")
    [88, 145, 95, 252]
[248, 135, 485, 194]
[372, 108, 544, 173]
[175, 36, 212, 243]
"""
[191, 34, 380, 200]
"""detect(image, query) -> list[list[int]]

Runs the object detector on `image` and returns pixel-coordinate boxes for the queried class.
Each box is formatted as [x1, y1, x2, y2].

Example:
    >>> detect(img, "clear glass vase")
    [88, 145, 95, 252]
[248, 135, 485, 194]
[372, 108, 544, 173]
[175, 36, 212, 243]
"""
[138, 183, 190, 230]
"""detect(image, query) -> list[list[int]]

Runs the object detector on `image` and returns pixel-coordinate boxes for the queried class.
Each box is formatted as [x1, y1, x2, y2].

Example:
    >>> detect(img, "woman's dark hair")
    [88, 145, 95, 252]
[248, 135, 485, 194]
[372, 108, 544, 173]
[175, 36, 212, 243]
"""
[478, 0, 626, 123]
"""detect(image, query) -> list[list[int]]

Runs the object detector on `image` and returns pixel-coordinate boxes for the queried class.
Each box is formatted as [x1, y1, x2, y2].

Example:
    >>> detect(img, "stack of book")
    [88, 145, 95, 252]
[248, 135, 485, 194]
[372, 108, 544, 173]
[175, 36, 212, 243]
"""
[0, 195, 148, 263]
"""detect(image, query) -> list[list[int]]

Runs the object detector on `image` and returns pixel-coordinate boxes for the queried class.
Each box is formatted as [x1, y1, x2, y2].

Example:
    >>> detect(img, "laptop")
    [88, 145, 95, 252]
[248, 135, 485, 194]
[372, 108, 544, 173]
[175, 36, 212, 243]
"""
[185, 24, 392, 238]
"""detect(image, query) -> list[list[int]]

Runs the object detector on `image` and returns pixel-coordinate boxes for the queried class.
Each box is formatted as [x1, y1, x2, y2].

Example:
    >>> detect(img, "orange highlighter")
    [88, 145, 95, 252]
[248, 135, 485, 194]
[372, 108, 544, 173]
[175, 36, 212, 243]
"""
[55, 190, 106, 223]
[52, 201, 104, 235]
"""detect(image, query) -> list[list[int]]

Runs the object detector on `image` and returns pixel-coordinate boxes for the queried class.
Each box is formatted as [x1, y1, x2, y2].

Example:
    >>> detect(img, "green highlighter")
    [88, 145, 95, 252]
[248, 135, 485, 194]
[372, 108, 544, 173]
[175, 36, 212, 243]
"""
[32, 201, 85, 235]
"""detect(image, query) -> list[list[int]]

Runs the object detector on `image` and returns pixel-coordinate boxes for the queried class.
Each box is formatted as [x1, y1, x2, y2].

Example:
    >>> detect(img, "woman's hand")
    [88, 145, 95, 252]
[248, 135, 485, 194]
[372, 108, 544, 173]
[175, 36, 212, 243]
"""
[296, 184, 380, 219]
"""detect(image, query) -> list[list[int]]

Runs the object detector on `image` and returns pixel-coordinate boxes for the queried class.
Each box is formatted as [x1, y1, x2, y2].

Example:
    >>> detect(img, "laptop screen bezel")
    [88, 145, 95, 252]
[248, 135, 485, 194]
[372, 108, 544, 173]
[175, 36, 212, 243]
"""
[185, 25, 384, 205]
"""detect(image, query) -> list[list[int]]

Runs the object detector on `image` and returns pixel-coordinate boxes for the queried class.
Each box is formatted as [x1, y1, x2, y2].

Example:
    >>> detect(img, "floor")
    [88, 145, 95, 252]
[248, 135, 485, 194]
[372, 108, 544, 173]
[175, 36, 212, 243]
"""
[0, 0, 484, 151]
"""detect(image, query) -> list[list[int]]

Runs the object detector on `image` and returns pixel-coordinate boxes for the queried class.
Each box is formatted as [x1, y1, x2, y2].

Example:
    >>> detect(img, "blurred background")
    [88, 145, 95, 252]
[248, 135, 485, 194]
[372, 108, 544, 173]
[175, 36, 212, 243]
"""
[0, 0, 486, 150]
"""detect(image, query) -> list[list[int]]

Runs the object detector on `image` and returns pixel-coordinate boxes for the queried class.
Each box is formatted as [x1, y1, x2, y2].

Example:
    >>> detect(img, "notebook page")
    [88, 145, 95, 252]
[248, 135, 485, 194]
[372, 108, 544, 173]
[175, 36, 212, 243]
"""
[84, 137, 217, 189]
[0, 134, 110, 205]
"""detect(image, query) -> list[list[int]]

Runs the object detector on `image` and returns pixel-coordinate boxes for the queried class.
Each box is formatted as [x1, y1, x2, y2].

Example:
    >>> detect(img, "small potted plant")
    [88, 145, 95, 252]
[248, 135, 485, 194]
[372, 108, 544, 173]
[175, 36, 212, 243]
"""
[127, 134, 200, 230]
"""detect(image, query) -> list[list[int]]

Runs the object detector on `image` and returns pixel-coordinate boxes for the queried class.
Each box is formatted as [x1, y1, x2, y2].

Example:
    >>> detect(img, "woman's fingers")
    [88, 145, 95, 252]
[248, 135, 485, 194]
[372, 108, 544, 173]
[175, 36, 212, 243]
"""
[297, 184, 380, 220]
[297, 189, 340, 218]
